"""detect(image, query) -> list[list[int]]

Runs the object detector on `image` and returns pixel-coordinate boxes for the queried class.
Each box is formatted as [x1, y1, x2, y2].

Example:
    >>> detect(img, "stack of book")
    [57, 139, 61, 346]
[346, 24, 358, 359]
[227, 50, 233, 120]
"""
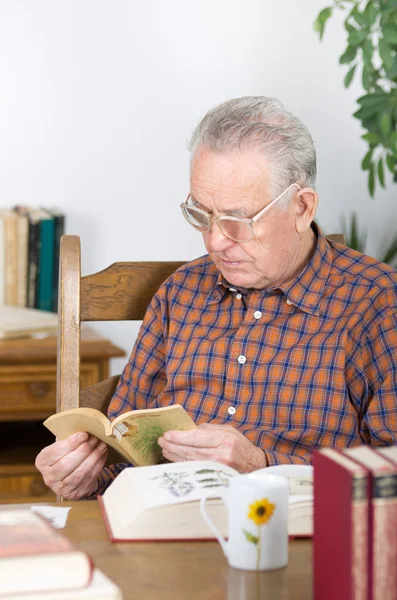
[0, 206, 65, 312]
[0, 508, 122, 599]
[314, 445, 397, 600]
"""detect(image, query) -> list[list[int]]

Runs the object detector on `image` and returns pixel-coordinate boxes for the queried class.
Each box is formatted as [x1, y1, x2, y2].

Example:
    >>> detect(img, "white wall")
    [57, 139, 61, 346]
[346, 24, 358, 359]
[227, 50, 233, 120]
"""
[0, 0, 395, 374]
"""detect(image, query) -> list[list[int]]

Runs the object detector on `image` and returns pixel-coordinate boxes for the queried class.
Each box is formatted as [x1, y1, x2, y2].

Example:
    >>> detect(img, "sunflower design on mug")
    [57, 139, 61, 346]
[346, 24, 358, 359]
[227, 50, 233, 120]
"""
[243, 498, 276, 569]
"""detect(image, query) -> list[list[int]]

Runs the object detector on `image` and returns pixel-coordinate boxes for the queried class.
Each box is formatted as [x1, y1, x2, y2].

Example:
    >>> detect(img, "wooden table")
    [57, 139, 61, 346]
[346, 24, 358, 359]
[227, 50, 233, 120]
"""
[63, 500, 312, 600]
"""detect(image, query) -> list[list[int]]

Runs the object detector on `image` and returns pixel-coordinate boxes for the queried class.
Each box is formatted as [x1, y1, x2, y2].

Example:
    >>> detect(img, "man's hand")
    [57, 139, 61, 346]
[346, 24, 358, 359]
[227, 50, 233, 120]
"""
[158, 423, 267, 473]
[35, 433, 108, 500]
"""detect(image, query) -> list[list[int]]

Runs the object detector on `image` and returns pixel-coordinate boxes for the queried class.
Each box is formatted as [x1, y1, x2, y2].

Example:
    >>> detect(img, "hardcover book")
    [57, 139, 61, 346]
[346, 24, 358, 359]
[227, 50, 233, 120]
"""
[98, 460, 313, 542]
[313, 448, 368, 600]
[3, 569, 122, 600]
[345, 445, 397, 600]
[0, 509, 92, 597]
[44, 404, 197, 467]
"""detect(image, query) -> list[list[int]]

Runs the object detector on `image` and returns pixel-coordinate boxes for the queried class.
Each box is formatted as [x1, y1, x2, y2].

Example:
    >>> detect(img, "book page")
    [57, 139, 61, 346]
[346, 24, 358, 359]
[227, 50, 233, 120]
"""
[112, 405, 196, 466]
[43, 409, 124, 456]
[122, 460, 238, 509]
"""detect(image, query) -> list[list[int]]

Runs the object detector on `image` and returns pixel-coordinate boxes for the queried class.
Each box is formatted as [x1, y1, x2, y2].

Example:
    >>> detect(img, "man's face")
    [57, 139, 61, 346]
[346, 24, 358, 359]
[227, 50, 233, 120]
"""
[190, 147, 310, 290]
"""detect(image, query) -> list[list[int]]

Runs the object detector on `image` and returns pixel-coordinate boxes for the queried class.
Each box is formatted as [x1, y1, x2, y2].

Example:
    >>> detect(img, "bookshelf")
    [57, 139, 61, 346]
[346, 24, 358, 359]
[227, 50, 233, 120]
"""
[0, 327, 125, 502]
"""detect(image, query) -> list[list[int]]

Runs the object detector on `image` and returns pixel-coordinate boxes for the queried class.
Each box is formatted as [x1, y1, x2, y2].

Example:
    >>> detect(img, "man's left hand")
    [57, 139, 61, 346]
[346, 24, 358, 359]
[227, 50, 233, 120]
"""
[158, 423, 267, 473]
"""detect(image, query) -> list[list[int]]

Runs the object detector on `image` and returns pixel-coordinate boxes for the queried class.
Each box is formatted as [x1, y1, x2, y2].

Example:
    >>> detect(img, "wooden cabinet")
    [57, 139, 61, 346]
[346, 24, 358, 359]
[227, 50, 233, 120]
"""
[0, 327, 125, 502]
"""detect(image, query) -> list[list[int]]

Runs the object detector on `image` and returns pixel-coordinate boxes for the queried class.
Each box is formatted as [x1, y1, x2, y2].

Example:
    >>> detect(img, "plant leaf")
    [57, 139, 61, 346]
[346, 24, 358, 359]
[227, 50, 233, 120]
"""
[383, 23, 397, 45]
[344, 64, 357, 87]
[348, 29, 368, 46]
[368, 163, 376, 196]
[361, 132, 380, 144]
[242, 529, 259, 545]
[379, 38, 394, 71]
[362, 149, 373, 170]
[314, 7, 333, 40]
[386, 153, 396, 173]
[381, 232, 397, 265]
[340, 44, 358, 64]
[378, 157, 385, 188]
[379, 110, 392, 137]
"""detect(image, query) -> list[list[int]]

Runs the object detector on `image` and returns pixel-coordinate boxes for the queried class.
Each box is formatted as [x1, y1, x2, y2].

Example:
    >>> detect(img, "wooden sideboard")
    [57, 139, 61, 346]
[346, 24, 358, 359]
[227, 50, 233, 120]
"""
[0, 327, 125, 502]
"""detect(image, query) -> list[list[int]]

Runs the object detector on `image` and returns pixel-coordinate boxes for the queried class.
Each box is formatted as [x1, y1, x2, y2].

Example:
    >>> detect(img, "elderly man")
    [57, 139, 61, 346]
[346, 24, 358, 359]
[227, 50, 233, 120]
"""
[36, 96, 397, 499]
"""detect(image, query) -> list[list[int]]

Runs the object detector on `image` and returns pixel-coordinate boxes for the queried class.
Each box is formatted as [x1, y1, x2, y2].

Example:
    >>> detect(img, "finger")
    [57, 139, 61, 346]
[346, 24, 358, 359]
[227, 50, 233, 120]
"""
[36, 432, 90, 469]
[45, 437, 105, 486]
[59, 444, 108, 498]
[162, 428, 224, 448]
[161, 440, 213, 461]
[198, 422, 237, 432]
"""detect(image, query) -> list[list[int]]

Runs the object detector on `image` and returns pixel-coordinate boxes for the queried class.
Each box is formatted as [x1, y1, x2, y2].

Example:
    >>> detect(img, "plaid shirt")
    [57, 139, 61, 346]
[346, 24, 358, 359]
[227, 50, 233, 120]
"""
[95, 225, 397, 494]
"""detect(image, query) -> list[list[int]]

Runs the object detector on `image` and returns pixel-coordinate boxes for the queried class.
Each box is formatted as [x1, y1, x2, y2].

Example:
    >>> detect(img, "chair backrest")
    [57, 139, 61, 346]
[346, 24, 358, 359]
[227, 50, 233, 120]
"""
[56, 235, 184, 415]
[56, 232, 346, 416]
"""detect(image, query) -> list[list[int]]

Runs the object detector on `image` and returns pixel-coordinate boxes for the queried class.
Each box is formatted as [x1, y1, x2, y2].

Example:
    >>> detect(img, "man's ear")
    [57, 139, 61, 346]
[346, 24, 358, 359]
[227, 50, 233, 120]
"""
[294, 188, 318, 234]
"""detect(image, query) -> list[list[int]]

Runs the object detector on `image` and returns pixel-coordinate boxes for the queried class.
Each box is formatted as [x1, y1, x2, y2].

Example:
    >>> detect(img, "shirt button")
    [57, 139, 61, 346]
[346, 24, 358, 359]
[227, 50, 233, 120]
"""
[286, 299, 292, 305]
[238, 355, 246, 364]
[229, 287, 237, 292]
[254, 311, 262, 319]
[236, 293, 242, 300]
[227, 406, 236, 416]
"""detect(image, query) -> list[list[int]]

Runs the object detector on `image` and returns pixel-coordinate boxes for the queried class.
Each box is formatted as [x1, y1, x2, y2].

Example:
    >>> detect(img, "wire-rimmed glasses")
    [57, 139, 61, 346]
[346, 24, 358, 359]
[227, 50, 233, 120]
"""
[180, 183, 300, 243]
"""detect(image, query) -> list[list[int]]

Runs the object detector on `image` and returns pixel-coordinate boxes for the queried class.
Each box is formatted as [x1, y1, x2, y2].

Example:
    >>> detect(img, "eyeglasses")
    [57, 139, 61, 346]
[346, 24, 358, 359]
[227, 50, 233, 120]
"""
[180, 183, 300, 243]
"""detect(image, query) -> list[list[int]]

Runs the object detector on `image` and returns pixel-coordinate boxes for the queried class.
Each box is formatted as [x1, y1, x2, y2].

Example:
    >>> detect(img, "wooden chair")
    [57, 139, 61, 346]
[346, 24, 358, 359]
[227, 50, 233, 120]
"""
[56, 232, 346, 418]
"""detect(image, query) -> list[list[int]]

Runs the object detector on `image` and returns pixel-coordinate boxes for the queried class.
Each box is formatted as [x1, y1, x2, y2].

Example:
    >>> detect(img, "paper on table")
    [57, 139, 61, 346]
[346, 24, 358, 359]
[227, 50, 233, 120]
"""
[30, 505, 71, 528]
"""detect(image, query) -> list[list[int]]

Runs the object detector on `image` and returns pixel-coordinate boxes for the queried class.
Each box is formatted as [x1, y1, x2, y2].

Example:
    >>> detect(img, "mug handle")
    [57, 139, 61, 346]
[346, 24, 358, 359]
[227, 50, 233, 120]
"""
[199, 491, 229, 559]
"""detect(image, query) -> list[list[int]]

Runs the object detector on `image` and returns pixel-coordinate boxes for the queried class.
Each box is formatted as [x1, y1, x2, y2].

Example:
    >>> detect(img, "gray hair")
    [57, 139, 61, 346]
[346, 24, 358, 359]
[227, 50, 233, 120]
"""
[187, 96, 317, 202]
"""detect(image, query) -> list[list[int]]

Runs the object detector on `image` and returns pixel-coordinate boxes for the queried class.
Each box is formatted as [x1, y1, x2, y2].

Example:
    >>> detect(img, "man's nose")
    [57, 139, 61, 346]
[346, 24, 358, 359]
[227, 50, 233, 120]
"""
[205, 221, 235, 251]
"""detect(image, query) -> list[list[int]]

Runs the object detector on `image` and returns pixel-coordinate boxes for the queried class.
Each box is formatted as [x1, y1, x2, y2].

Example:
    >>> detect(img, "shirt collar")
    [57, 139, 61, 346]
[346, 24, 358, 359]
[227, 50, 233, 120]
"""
[279, 224, 333, 315]
[207, 223, 334, 314]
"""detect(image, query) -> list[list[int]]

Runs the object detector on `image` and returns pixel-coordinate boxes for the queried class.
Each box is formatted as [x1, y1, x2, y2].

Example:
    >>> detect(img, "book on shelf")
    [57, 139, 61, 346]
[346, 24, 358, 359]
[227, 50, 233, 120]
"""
[313, 447, 369, 600]
[3, 569, 122, 600]
[97, 460, 313, 542]
[1, 209, 19, 305]
[344, 445, 397, 600]
[0, 509, 93, 597]
[0, 305, 58, 340]
[44, 404, 197, 467]
[0, 205, 65, 312]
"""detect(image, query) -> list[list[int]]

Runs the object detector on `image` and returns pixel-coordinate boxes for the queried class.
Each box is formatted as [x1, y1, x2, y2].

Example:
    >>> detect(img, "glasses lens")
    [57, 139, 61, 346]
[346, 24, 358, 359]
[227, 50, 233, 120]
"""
[181, 205, 210, 231]
[219, 218, 253, 242]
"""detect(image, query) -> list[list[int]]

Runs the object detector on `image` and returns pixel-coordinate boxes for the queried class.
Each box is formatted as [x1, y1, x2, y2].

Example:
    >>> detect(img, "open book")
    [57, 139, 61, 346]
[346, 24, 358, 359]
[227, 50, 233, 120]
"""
[98, 460, 313, 541]
[43, 405, 196, 467]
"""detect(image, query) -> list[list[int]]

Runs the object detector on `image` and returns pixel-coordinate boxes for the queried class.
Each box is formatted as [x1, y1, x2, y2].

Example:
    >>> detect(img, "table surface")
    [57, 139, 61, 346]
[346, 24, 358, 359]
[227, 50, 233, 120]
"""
[61, 500, 312, 600]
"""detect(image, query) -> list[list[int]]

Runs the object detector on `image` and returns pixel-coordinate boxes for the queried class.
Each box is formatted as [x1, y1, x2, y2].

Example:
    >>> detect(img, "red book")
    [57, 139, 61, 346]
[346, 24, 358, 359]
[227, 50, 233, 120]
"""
[313, 448, 368, 600]
[0, 509, 92, 597]
[345, 446, 397, 600]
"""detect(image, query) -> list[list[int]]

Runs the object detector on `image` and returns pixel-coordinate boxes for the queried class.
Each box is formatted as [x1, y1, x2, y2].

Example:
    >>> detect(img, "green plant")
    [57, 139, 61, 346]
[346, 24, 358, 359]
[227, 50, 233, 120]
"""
[340, 212, 397, 265]
[314, 1, 397, 196]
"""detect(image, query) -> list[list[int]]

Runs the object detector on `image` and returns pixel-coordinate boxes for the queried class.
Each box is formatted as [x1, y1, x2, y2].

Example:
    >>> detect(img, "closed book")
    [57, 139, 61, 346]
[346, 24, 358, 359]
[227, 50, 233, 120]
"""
[345, 446, 397, 600]
[0, 509, 93, 597]
[1, 209, 18, 306]
[98, 460, 313, 542]
[46, 208, 65, 312]
[3, 568, 122, 600]
[313, 448, 368, 600]
[26, 209, 48, 309]
[36, 211, 55, 311]
[13, 207, 29, 307]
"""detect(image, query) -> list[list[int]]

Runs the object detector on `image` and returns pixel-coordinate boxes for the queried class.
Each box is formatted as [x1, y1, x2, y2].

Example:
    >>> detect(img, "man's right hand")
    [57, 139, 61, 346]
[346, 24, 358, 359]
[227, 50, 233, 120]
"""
[35, 432, 108, 500]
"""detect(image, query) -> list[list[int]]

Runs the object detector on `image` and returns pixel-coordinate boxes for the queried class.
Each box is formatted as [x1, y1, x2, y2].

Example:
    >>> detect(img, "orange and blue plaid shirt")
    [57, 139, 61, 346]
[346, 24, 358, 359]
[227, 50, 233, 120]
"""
[95, 226, 397, 494]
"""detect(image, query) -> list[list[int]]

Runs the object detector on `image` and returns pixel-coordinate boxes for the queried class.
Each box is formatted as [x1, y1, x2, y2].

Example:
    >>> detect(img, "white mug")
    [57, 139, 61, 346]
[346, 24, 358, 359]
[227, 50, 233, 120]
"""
[200, 472, 289, 571]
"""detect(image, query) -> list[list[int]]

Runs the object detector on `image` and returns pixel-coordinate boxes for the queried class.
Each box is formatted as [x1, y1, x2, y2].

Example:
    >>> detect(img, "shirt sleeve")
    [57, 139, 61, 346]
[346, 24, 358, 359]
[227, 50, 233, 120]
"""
[359, 308, 397, 445]
[91, 288, 167, 496]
